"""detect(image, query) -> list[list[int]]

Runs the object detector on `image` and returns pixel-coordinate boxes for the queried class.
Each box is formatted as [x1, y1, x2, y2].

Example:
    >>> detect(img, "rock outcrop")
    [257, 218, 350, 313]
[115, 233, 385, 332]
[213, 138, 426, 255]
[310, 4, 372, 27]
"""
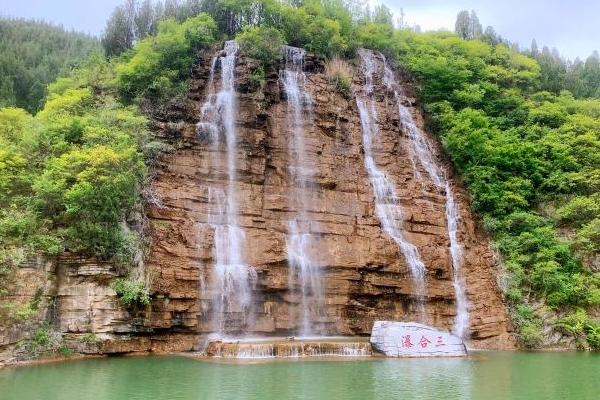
[370, 321, 466, 357]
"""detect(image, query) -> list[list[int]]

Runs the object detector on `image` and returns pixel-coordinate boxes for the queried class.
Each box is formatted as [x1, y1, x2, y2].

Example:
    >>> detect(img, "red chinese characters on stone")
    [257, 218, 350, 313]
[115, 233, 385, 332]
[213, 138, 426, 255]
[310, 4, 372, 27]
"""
[401, 335, 414, 348]
[419, 335, 432, 348]
[435, 336, 446, 347]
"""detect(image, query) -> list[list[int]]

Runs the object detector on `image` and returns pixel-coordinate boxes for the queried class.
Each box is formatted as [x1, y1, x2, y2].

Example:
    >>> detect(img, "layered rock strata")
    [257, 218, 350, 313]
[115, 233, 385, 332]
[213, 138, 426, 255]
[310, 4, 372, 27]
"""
[145, 45, 514, 349]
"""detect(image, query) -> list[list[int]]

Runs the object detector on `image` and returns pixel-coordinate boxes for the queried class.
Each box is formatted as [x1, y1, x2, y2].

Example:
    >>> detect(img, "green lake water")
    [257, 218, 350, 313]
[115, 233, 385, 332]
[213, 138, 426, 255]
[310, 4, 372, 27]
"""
[0, 352, 598, 400]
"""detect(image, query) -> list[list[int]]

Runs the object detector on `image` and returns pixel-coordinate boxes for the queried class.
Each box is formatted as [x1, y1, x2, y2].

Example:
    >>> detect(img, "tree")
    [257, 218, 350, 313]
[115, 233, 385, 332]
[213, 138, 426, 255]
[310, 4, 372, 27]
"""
[583, 51, 600, 96]
[482, 26, 501, 46]
[117, 13, 217, 101]
[0, 18, 99, 112]
[470, 10, 482, 39]
[371, 4, 393, 26]
[455, 10, 482, 40]
[236, 26, 285, 67]
[455, 10, 470, 39]
[102, 0, 206, 57]
[531, 39, 539, 57]
[135, 0, 158, 38]
[102, 5, 135, 56]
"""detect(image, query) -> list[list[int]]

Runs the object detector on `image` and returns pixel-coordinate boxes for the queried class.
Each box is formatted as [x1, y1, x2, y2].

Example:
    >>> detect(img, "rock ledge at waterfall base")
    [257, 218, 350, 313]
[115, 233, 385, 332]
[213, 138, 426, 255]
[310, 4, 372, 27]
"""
[370, 321, 467, 357]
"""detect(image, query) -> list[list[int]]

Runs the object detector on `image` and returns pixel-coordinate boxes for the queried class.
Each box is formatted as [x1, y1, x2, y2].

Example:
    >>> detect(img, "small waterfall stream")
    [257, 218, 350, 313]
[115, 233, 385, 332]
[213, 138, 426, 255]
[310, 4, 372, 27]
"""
[206, 340, 371, 359]
[197, 41, 256, 335]
[281, 46, 323, 336]
[382, 57, 469, 338]
[356, 49, 427, 319]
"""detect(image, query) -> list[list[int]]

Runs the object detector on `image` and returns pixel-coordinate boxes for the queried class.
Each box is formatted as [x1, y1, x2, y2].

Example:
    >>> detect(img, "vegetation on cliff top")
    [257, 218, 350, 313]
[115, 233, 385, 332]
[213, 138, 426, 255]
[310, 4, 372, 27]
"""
[0, 0, 598, 349]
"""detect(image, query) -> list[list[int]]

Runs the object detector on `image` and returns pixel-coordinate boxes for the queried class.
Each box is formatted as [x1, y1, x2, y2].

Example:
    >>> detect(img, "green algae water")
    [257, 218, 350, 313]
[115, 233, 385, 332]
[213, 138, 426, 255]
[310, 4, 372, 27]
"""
[0, 352, 598, 400]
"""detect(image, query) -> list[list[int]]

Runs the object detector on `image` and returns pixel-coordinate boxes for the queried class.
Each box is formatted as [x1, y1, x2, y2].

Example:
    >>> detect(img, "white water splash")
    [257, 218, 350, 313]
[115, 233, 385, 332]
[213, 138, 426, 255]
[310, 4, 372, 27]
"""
[197, 41, 256, 335]
[281, 45, 323, 336]
[446, 183, 469, 338]
[356, 49, 426, 317]
[207, 339, 371, 359]
[382, 56, 469, 338]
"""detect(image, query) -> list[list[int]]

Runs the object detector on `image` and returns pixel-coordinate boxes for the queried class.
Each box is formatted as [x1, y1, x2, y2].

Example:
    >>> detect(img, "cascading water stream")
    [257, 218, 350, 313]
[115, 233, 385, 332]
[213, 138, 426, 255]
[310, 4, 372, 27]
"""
[382, 57, 469, 338]
[356, 49, 426, 319]
[281, 45, 323, 336]
[197, 41, 256, 335]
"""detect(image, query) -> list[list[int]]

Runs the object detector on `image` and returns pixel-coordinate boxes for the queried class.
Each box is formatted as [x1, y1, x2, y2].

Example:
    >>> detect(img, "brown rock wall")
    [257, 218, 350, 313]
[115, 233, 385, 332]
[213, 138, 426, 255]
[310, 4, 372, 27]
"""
[144, 47, 514, 349]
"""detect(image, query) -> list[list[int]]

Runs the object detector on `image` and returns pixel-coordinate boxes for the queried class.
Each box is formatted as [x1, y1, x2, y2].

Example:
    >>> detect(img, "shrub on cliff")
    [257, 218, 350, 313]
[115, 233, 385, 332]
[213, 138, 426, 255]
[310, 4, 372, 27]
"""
[237, 26, 285, 68]
[117, 13, 217, 103]
[325, 57, 353, 98]
[111, 278, 150, 307]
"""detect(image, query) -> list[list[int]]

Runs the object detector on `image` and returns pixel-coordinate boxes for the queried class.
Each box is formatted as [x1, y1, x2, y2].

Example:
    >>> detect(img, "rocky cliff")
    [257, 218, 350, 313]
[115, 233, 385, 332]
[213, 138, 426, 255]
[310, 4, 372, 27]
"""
[0, 44, 514, 363]
[144, 45, 513, 348]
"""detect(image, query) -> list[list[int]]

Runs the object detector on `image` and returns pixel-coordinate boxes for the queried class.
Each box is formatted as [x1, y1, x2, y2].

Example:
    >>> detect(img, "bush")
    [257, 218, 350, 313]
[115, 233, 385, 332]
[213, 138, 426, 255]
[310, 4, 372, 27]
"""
[556, 196, 600, 227]
[557, 309, 600, 350]
[117, 14, 216, 102]
[111, 278, 150, 307]
[512, 304, 544, 348]
[304, 17, 346, 59]
[325, 57, 353, 98]
[586, 323, 600, 351]
[248, 66, 266, 91]
[576, 218, 600, 254]
[237, 26, 285, 68]
[19, 324, 66, 359]
[0, 302, 36, 327]
[32, 145, 145, 258]
[80, 332, 102, 345]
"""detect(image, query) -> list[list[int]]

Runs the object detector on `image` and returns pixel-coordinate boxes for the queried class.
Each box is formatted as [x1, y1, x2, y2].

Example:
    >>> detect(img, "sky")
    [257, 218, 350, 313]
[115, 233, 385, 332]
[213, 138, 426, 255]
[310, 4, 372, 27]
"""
[0, 0, 598, 60]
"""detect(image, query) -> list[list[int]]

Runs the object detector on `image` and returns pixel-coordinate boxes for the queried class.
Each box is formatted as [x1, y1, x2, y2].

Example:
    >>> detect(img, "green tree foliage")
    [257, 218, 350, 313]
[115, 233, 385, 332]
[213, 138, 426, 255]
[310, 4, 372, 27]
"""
[104, 0, 365, 59]
[526, 42, 600, 98]
[0, 55, 148, 271]
[117, 13, 217, 102]
[102, 0, 204, 56]
[0, 18, 100, 113]
[391, 28, 600, 348]
[236, 26, 285, 67]
[455, 10, 482, 40]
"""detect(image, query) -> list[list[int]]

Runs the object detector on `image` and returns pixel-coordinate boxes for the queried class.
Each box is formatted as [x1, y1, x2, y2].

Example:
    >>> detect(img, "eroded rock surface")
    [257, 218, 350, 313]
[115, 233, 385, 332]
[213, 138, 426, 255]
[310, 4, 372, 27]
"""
[144, 46, 514, 349]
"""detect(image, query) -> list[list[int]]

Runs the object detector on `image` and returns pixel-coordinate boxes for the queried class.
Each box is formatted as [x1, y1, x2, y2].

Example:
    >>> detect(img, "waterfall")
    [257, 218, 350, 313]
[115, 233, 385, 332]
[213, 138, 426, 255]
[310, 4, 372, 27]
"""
[206, 340, 372, 359]
[280, 45, 323, 336]
[382, 57, 469, 338]
[197, 41, 256, 335]
[446, 183, 469, 338]
[356, 49, 426, 318]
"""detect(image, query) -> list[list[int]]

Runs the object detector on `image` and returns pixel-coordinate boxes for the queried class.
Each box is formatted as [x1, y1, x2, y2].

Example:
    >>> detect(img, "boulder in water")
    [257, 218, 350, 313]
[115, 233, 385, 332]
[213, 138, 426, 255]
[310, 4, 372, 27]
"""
[370, 321, 467, 357]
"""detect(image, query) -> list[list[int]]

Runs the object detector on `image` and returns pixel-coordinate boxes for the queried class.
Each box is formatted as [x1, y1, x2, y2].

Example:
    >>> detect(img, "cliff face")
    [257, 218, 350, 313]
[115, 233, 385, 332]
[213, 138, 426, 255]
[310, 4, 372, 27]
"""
[144, 46, 513, 348]
[0, 46, 514, 363]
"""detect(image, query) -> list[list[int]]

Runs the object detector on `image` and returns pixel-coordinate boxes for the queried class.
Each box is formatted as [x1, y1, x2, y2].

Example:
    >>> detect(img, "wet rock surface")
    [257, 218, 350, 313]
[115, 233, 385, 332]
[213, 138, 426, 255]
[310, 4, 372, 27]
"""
[143, 46, 514, 349]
